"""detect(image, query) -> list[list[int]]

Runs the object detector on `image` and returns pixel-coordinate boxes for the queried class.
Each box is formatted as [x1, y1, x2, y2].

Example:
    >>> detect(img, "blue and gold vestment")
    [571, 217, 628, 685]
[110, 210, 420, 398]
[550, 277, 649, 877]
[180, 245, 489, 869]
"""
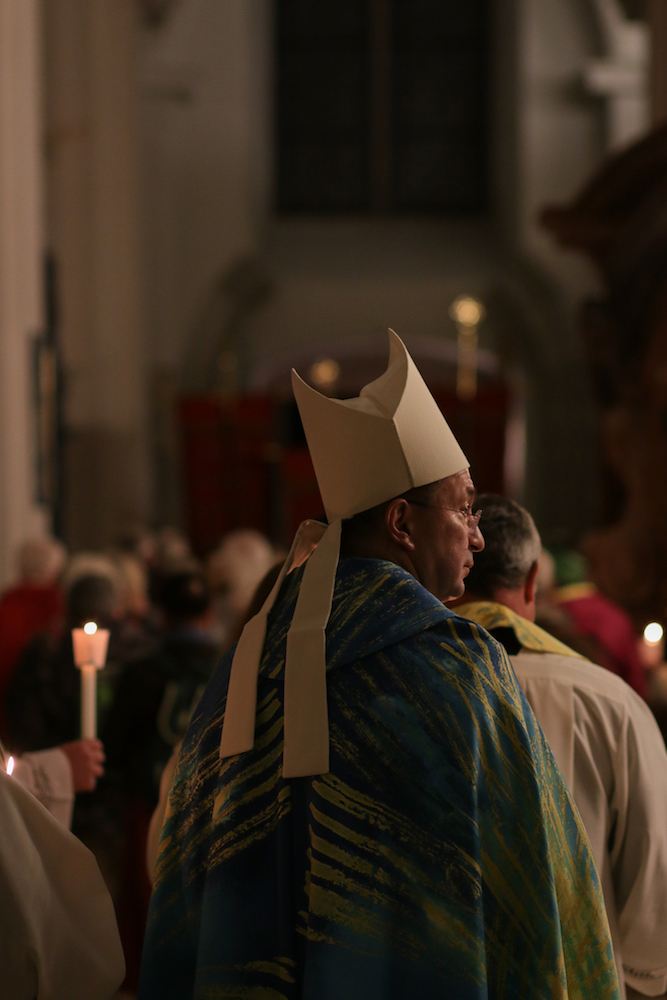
[139, 558, 619, 1000]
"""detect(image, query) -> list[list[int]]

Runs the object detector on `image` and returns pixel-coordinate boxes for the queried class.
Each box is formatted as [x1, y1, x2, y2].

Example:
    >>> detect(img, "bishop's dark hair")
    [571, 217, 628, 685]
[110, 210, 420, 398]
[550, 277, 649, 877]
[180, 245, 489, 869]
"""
[339, 480, 442, 555]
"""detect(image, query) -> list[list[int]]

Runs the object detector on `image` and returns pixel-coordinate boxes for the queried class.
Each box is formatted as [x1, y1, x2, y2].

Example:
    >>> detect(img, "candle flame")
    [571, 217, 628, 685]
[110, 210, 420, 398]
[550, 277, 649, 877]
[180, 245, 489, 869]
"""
[6, 755, 15, 776]
[309, 358, 341, 390]
[83, 621, 98, 635]
[450, 295, 485, 328]
[644, 622, 663, 644]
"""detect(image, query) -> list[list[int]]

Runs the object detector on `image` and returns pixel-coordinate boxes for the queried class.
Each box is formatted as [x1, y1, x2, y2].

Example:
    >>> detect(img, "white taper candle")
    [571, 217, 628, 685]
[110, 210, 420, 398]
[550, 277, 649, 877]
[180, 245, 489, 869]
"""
[80, 663, 98, 739]
[72, 622, 110, 739]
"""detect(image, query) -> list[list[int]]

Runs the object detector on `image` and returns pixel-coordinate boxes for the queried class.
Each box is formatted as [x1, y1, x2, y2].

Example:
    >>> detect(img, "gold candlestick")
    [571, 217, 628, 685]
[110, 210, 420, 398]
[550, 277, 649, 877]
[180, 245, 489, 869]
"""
[450, 295, 485, 402]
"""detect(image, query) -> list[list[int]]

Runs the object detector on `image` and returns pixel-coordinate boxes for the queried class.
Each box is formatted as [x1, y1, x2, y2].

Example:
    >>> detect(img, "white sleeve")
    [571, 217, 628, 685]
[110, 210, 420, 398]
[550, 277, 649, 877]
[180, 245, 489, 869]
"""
[12, 748, 74, 829]
[0, 770, 125, 1000]
[611, 692, 667, 996]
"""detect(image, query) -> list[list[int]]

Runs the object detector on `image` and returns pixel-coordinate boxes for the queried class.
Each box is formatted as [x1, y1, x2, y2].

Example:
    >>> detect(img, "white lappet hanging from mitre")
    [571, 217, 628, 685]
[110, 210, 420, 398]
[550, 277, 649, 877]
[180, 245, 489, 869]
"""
[219, 329, 469, 777]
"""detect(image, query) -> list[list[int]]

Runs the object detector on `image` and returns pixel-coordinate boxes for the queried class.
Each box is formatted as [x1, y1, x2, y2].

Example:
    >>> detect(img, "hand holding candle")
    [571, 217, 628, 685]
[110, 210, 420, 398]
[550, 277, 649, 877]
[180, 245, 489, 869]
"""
[72, 622, 110, 739]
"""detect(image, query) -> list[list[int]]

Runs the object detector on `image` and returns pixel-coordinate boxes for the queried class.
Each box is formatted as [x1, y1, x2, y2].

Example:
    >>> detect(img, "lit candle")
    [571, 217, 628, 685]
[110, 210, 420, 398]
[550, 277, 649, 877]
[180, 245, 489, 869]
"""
[640, 621, 664, 669]
[6, 755, 14, 776]
[72, 621, 110, 738]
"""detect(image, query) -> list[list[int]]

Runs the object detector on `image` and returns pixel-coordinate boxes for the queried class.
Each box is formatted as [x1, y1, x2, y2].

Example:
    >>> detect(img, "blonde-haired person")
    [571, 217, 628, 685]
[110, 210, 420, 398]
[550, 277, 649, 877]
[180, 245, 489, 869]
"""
[206, 529, 278, 648]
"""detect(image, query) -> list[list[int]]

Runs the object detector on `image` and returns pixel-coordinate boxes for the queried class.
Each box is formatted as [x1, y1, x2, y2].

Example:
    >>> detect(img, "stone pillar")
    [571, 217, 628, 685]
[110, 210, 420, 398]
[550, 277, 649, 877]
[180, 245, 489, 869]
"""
[44, 0, 149, 550]
[0, 0, 50, 586]
[648, 0, 667, 125]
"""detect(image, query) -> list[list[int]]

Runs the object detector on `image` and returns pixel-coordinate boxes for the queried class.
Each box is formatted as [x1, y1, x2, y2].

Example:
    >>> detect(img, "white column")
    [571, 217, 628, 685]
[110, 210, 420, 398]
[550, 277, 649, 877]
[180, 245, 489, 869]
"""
[0, 0, 49, 586]
[44, 0, 149, 550]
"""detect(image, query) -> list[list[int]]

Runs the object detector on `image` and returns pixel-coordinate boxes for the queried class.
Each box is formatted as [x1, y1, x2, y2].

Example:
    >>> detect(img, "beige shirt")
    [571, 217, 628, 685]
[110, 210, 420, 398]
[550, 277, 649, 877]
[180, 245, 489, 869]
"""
[513, 650, 667, 998]
[0, 768, 125, 1000]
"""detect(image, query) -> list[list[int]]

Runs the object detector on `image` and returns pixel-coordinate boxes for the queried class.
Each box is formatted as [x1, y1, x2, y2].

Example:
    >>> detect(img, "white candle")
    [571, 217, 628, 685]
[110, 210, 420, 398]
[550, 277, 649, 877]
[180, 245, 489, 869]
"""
[72, 622, 109, 739]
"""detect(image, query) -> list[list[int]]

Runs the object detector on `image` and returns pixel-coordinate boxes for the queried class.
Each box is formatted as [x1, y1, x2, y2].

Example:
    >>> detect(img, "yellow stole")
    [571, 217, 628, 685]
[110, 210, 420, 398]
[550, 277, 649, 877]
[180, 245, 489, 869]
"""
[455, 600, 585, 659]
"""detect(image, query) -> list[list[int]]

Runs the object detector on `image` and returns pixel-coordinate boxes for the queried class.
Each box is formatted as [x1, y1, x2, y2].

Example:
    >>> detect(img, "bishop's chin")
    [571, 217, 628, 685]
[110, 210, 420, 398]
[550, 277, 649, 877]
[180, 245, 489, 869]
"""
[444, 580, 467, 603]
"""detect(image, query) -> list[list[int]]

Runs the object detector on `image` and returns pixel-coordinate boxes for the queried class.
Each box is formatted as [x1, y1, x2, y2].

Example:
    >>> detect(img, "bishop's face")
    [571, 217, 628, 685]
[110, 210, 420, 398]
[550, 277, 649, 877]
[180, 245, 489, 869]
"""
[408, 470, 484, 602]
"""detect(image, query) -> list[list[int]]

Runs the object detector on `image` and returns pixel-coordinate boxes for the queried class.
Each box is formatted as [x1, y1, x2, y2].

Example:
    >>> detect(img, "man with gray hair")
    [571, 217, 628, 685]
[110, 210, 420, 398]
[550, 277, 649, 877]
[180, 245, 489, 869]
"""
[455, 494, 667, 1000]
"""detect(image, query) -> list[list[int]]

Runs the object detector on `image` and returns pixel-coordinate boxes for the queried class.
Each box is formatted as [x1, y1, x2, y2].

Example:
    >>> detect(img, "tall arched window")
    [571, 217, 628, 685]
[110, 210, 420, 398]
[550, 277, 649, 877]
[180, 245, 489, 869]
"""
[276, 0, 489, 213]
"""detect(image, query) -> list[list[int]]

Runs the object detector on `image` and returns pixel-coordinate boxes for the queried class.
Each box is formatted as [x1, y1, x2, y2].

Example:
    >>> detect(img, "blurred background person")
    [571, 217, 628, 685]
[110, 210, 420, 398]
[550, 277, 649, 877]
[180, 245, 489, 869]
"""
[206, 529, 278, 649]
[103, 570, 218, 991]
[112, 550, 160, 662]
[115, 523, 158, 570]
[531, 548, 608, 662]
[149, 526, 200, 596]
[145, 555, 285, 878]
[114, 552, 151, 623]
[6, 567, 120, 753]
[4, 564, 141, 968]
[0, 537, 67, 742]
[550, 548, 648, 698]
[105, 571, 217, 816]
[66, 551, 159, 694]
[152, 527, 197, 575]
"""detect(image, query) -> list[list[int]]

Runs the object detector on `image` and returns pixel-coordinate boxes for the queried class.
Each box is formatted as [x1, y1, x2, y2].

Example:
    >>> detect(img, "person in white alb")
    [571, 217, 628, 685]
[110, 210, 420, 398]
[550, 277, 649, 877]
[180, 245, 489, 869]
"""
[0, 742, 124, 999]
[455, 494, 667, 1000]
[8, 737, 105, 828]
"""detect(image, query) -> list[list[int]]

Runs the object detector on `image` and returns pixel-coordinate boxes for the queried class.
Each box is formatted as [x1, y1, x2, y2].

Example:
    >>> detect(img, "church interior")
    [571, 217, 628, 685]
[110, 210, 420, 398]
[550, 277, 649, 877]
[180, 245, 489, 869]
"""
[2, 1, 667, 997]
[2, 0, 666, 610]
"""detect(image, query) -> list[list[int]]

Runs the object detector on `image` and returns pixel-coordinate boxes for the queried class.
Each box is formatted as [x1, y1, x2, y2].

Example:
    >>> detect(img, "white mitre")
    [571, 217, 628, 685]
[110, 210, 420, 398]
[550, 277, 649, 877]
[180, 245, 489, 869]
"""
[220, 329, 468, 777]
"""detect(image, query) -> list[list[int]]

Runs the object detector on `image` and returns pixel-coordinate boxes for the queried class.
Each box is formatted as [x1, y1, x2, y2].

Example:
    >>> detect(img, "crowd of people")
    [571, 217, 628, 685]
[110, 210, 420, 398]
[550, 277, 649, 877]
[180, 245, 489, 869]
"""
[1, 331, 667, 999]
[0, 526, 280, 995]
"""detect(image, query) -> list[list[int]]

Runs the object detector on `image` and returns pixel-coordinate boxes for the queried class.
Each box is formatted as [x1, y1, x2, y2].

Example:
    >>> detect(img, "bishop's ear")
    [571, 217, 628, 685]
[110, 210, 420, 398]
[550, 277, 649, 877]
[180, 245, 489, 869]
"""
[384, 498, 416, 553]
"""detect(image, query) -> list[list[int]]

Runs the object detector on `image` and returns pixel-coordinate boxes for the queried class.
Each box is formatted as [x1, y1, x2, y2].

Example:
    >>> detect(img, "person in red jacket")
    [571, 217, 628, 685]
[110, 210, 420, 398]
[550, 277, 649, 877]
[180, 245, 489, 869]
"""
[552, 548, 647, 698]
[0, 538, 66, 740]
